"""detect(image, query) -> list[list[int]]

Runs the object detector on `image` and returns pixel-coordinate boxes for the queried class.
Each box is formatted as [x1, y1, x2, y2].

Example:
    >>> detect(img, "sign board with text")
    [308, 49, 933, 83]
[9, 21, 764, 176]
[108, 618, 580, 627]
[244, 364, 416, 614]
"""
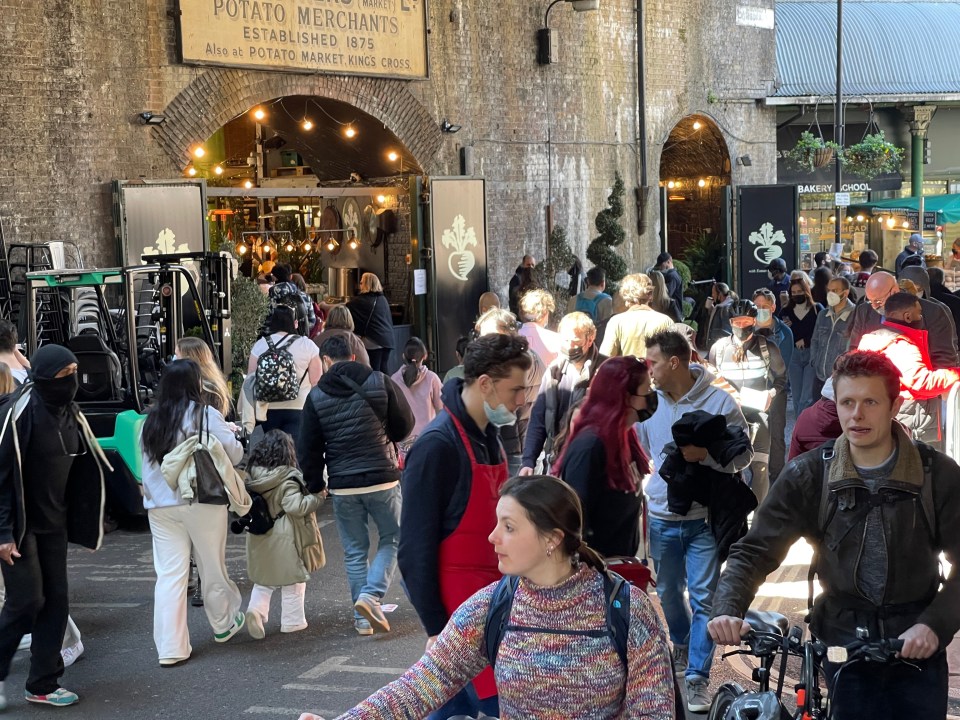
[737, 185, 800, 301]
[176, 0, 429, 79]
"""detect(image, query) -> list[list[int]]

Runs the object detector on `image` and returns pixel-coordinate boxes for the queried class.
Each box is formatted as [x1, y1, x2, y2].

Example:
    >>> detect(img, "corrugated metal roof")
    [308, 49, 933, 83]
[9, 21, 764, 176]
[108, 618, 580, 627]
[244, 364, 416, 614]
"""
[775, 2, 960, 98]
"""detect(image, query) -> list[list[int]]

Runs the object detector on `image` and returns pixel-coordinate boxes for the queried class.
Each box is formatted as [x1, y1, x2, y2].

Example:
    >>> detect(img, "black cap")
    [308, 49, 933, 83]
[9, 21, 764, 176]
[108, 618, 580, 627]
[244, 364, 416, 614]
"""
[767, 258, 787, 273]
[31, 344, 78, 380]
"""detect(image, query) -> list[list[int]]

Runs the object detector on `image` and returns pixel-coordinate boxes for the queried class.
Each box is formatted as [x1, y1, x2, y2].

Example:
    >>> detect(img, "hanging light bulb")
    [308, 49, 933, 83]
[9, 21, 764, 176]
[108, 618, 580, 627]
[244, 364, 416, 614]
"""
[252, 107, 266, 121]
[302, 240, 312, 252]
[348, 232, 359, 250]
[697, 178, 707, 188]
[387, 150, 399, 162]
[377, 194, 387, 204]
[828, 215, 836, 223]
[693, 120, 703, 130]
[192, 146, 206, 159]
[902, 221, 910, 229]
[214, 165, 224, 176]
[667, 181, 676, 189]
[887, 218, 896, 228]
[186, 166, 197, 177]
[344, 126, 357, 139]
[243, 179, 253, 189]
[285, 240, 295, 252]
[236, 241, 248, 256]
[856, 214, 865, 222]
[326, 237, 339, 252]
[302, 119, 314, 131]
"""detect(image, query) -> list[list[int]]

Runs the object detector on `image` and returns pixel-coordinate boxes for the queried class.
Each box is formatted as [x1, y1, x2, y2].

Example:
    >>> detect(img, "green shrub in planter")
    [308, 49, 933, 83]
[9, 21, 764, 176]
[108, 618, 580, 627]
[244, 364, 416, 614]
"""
[229, 275, 271, 399]
[839, 132, 904, 179]
[785, 131, 841, 172]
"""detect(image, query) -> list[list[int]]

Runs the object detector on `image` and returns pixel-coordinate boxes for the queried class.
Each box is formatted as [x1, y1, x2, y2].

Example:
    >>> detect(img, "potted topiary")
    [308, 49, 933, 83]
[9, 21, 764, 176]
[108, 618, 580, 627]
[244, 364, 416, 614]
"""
[839, 131, 905, 179]
[785, 131, 841, 172]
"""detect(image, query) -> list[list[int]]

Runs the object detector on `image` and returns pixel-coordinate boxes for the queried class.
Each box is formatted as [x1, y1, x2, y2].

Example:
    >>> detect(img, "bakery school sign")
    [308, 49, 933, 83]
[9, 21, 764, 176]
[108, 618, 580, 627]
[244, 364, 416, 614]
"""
[177, 0, 428, 79]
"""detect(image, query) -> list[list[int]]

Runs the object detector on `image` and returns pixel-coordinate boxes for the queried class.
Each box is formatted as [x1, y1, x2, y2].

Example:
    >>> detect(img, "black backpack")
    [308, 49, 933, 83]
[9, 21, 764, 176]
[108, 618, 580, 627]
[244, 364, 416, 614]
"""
[484, 570, 631, 668]
[246, 490, 285, 535]
[254, 334, 307, 403]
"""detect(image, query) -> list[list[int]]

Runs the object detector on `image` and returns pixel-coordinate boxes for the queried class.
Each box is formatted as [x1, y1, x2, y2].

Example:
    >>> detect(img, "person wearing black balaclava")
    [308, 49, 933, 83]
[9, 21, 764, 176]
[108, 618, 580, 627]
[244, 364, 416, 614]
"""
[708, 301, 787, 503]
[0, 344, 109, 710]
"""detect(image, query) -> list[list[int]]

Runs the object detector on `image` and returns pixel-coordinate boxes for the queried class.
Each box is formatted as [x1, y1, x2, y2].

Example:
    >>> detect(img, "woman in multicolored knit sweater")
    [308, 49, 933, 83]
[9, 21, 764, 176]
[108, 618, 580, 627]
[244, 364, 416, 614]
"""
[300, 475, 675, 720]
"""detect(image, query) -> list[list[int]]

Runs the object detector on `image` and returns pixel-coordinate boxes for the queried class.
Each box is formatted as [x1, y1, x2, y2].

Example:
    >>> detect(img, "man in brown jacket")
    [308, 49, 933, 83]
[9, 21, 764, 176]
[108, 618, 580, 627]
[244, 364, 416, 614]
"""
[708, 350, 960, 720]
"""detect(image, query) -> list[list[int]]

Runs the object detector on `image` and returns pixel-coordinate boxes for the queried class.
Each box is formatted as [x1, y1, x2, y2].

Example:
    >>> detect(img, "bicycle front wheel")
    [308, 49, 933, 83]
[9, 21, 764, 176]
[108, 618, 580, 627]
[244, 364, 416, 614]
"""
[707, 682, 746, 720]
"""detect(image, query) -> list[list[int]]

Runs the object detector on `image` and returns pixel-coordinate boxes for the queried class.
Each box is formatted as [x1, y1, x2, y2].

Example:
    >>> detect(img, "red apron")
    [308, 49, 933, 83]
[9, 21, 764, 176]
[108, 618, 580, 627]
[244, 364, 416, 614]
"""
[437, 406, 508, 699]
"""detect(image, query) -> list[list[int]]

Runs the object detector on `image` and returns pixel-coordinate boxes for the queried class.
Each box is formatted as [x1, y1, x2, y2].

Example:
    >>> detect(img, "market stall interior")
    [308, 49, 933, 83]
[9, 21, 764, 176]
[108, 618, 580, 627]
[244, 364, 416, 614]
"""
[193, 96, 421, 371]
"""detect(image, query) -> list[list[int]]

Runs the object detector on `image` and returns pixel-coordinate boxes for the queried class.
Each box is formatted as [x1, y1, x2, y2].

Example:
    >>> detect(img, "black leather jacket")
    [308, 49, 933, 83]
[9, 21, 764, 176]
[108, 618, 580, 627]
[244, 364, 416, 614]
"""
[712, 426, 960, 648]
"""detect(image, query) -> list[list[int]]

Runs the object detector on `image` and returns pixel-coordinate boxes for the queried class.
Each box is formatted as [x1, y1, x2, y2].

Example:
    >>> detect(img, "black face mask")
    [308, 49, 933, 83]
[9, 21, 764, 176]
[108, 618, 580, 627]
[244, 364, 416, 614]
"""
[564, 346, 586, 363]
[636, 391, 658, 423]
[731, 325, 753, 341]
[791, 295, 807, 305]
[33, 373, 79, 408]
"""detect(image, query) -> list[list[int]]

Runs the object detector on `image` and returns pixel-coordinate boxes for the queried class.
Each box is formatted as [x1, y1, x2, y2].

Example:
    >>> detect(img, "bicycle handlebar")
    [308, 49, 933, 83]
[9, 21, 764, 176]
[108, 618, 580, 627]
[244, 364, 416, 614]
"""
[827, 637, 904, 664]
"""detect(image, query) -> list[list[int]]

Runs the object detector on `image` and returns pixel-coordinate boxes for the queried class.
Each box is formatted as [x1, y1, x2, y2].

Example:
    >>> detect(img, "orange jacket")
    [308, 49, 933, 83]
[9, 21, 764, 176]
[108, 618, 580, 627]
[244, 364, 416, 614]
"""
[857, 320, 960, 400]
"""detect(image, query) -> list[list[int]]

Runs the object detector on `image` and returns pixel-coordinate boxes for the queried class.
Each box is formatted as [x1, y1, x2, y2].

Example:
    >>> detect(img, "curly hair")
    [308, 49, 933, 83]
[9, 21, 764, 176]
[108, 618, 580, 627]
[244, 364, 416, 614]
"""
[519, 288, 556, 323]
[619, 273, 653, 306]
[832, 350, 901, 403]
[248, 429, 299, 469]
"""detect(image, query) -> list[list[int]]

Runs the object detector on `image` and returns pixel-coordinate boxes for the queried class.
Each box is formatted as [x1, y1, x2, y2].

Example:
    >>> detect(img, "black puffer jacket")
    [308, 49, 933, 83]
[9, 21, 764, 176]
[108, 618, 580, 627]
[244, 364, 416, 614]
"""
[297, 361, 413, 492]
[712, 426, 960, 648]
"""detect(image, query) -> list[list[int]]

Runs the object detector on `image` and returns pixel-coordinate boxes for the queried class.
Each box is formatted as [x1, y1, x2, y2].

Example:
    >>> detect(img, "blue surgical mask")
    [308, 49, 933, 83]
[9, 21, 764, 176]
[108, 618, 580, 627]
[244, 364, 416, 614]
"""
[756, 309, 771, 324]
[484, 400, 517, 427]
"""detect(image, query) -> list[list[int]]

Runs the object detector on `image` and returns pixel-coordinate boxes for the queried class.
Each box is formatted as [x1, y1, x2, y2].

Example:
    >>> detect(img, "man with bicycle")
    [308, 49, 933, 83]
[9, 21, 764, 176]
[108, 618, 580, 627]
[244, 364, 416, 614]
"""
[709, 350, 960, 719]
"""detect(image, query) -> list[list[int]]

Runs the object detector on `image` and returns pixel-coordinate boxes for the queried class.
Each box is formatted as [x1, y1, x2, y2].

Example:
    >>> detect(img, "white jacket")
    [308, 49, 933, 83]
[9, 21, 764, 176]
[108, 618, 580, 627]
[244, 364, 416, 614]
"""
[160, 431, 252, 516]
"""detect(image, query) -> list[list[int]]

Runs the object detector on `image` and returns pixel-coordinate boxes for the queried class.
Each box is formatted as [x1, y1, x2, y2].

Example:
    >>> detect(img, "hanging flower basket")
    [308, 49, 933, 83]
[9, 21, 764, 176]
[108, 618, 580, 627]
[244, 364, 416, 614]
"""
[839, 131, 905, 179]
[785, 131, 841, 172]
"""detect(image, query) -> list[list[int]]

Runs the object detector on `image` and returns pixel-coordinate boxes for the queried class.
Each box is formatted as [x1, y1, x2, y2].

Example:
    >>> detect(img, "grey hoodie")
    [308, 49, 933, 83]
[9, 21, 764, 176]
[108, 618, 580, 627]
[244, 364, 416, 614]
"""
[635, 364, 753, 520]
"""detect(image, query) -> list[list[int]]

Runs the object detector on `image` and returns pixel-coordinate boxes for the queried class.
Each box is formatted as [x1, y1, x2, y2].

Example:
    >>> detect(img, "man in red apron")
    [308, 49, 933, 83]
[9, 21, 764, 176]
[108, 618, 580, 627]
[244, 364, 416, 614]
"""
[398, 334, 532, 719]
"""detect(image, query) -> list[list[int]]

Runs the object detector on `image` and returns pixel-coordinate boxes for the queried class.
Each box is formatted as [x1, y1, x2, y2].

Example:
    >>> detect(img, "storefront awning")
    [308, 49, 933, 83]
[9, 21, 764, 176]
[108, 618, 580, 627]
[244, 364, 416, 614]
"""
[853, 194, 960, 225]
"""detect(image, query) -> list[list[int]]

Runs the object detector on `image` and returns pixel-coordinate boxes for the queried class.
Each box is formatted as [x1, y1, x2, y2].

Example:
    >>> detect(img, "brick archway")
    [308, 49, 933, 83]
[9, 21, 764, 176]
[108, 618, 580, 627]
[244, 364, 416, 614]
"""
[153, 68, 443, 171]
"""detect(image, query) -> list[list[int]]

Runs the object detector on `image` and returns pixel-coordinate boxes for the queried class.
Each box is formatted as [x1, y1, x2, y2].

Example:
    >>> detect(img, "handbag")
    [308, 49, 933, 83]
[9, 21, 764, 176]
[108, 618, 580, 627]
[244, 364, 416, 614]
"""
[194, 409, 229, 506]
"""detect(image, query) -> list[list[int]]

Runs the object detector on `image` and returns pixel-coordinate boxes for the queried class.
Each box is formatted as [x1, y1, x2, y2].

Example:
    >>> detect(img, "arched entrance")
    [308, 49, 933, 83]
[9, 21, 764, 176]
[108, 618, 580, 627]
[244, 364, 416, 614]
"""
[658, 114, 732, 265]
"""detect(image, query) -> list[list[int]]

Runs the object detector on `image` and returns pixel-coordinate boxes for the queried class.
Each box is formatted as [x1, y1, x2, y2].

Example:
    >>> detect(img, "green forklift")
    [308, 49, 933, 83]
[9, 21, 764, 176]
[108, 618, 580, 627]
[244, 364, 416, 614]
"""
[23, 252, 236, 518]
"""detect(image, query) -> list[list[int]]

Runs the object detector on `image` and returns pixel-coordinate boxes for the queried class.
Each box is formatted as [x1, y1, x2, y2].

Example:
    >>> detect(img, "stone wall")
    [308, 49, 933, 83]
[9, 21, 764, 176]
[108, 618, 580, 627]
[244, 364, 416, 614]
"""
[0, 0, 777, 298]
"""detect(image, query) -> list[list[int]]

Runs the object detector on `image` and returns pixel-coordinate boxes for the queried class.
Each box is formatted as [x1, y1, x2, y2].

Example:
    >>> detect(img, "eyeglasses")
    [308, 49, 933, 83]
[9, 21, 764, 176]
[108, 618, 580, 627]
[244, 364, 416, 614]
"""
[57, 426, 88, 458]
[868, 289, 896, 309]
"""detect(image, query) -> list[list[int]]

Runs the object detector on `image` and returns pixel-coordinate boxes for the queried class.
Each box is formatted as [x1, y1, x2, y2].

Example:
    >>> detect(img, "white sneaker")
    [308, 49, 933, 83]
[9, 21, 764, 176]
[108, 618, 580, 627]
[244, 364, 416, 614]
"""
[61, 641, 84, 668]
[17, 634, 31, 651]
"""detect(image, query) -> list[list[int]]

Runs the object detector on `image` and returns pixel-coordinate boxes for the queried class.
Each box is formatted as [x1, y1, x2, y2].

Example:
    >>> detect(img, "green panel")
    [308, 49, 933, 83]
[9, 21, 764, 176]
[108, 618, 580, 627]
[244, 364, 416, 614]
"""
[96, 410, 145, 482]
[33, 271, 121, 287]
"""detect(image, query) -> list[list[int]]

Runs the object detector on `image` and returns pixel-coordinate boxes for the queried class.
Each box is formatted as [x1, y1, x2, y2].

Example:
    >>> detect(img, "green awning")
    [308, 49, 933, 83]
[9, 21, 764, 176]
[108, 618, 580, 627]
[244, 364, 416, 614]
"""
[854, 194, 960, 224]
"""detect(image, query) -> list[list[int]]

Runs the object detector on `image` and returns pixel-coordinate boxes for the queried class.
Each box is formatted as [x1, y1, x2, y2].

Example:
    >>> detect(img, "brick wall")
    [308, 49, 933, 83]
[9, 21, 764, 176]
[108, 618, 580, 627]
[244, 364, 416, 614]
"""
[0, 0, 777, 299]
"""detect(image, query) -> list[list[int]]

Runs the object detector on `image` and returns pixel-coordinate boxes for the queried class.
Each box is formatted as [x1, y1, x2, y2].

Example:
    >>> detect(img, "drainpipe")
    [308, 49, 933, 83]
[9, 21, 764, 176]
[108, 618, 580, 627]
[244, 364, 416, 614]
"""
[636, 0, 649, 235]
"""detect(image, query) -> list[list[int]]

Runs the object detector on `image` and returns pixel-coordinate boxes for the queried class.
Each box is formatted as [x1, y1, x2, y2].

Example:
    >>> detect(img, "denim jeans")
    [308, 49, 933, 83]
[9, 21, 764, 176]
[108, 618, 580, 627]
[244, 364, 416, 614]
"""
[648, 517, 720, 681]
[261, 409, 302, 439]
[427, 684, 500, 720]
[788, 346, 815, 417]
[331, 485, 402, 617]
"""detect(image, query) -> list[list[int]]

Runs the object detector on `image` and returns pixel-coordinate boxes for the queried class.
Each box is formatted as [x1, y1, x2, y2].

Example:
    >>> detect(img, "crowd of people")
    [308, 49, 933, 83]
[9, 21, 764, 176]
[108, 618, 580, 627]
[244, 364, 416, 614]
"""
[0, 245, 959, 719]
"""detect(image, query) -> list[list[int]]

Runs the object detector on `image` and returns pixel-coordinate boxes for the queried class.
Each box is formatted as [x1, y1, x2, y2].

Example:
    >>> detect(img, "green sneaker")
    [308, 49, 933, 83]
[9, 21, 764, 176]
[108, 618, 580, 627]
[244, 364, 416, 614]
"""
[214, 612, 245, 643]
[25, 687, 79, 707]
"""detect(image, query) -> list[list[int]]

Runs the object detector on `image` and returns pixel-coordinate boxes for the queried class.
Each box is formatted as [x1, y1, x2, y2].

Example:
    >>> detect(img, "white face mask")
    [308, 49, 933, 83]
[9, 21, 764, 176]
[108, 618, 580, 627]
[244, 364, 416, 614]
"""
[827, 291, 844, 307]
[756, 308, 772, 325]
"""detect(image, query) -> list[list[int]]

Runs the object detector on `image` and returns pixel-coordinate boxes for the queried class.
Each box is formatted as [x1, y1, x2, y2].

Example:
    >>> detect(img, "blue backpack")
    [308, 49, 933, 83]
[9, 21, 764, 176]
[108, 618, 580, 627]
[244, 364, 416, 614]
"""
[574, 292, 611, 321]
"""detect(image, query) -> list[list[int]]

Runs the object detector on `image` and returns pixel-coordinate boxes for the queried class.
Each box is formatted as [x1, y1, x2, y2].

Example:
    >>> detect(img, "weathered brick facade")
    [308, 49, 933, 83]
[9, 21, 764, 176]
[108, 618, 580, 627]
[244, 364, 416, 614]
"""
[0, 0, 777, 293]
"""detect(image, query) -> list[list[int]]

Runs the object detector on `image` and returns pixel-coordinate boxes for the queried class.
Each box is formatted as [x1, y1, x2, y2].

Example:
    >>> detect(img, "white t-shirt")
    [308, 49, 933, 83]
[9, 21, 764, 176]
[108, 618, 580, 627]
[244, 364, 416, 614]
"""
[249, 332, 320, 410]
[11, 367, 28, 385]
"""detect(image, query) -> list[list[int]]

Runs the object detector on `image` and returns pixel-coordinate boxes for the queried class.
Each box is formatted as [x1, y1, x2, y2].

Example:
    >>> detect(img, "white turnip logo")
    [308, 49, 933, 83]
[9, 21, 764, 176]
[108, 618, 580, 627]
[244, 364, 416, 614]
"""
[442, 214, 477, 282]
[142, 228, 190, 263]
[749, 222, 787, 265]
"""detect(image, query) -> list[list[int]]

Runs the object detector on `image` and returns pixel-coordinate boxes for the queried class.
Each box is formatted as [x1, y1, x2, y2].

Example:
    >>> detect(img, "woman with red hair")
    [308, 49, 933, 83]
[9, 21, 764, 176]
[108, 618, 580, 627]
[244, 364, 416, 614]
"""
[555, 357, 655, 558]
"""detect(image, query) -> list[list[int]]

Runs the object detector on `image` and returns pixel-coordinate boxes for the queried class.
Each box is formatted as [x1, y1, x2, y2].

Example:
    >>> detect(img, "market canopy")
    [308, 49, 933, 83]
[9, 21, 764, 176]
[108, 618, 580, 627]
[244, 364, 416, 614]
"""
[853, 194, 960, 224]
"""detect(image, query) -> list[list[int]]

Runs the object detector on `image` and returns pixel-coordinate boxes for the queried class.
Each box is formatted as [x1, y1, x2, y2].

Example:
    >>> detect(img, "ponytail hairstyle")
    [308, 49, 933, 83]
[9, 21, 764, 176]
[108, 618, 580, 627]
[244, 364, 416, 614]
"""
[499, 474, 606, 572]
[401, 336, 427, 387]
